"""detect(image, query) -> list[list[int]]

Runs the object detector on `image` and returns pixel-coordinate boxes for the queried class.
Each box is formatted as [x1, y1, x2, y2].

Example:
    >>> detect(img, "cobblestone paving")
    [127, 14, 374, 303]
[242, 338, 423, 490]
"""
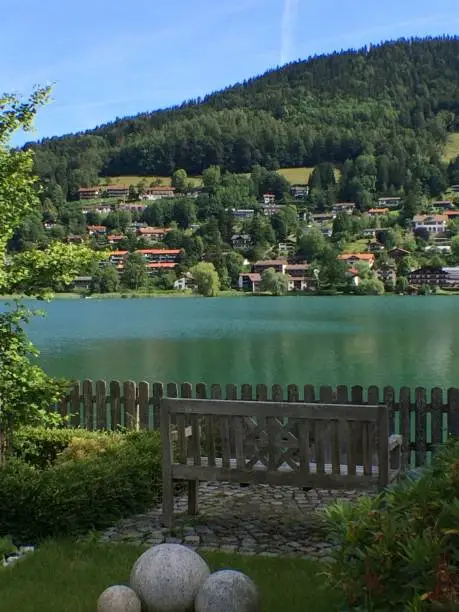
[100, 482, 375, 559]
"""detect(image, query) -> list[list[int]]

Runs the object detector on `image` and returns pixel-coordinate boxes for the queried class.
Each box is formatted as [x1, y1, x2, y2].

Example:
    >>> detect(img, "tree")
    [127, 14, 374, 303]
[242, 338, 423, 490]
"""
[298, 229, 326, 261]
[190, 262, 220, 296]
[260, 268, 289, 295]
[121, 253, 148, 290]
[355, 278, 385, 295]
[451, 235, 459, 261]
[224, 251, 244, 287]
[95, 265, 120, 293]
[202, 165, 221, 190]
[0, 88, 101, 462]
[395, 276, 409, 294]
[172, 169, 189, 193]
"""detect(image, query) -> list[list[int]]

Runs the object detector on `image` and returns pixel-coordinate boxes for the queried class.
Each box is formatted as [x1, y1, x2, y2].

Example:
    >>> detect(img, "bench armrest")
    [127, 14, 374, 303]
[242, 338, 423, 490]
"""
[388, 434, 402, 452]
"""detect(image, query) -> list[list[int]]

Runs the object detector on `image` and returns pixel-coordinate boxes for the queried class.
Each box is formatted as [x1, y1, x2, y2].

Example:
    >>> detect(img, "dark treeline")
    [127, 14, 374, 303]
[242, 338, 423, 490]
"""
[25, 37, 459, 204]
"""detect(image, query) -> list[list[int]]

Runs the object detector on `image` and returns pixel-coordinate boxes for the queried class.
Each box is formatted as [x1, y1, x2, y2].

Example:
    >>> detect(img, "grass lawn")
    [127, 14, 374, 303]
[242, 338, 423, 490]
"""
[106, 175, 203, 187]
[443, 132, 459, 162]
[342, 238, 369, 253]
[0, 540, 341, 612]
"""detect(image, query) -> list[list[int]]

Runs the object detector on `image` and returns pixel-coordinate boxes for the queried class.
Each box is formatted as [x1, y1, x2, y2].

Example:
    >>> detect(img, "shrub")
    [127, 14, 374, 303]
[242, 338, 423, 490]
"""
[321, 438, 459, 610]
[0, 431, 162, 544]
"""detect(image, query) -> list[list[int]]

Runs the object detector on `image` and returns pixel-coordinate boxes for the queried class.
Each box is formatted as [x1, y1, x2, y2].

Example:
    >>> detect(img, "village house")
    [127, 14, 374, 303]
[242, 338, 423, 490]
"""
[78, 187, 100, 200]
[43, 222, 56, 230]
[450, 185, 459, 193]
[107, 235, 125, 245]
[107, 250, 128, 268]
[253, 259, 287, 274]
[231, 234, 252, 249]
[231, 209, 255, 219]
[388, 247, 410, 260]
[81, 204, 112, 215]
[361, 228, 377, 238]
[321, 227, 333, 238]
[290, 184, 309, 199]
[119, 203, 148, 214]
[338, 253, 375, 268]
[311, 213, 336, 224]
[261, 204, 282, 217]
[445, 210, 459, 221]
[66, 234, 86, 244]
[137, 249, 181, 265]
[285, 263, 313, 291]
[87, 225, 107, 236]
[141, 186, 176, 201]
[238, 272, 261, 292]
[137, 227, 171, 241]
[433, 200, 455, 211]
[443, 267, 459, 288]
[408, 266, 448, 287]
[377, 197, 401, 209]
[262, 193, 276, 205]
[368, 207, 389, 217]
[173, 273, 194, 291]
[367, 240, 384, 253]
[70, 276, 93, 291]
[106, 184, 129, 199]
[332, 202, 356, 215]
[413, 214, 448, 234]
[376, 265, 397, 286]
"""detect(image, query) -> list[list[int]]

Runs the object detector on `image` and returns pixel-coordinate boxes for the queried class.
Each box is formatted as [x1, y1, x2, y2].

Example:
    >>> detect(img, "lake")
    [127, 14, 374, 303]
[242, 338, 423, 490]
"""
[6, 295, 457, 391]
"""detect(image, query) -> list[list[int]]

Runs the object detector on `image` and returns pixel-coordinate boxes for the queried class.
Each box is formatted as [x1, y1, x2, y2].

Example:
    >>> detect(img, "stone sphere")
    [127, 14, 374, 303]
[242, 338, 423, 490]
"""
[129, 543, 210, 612]
[97, 585, 142, 612]
[194, 570, 260, 612]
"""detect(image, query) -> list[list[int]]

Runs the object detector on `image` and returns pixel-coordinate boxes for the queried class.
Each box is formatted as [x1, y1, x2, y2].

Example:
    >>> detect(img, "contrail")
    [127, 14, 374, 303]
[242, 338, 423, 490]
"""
[280, 0, 300, 65]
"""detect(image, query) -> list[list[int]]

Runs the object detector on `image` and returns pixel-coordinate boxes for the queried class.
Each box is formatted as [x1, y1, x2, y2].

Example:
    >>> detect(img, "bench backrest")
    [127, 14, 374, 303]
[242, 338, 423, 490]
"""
[160, 398, 390, 487]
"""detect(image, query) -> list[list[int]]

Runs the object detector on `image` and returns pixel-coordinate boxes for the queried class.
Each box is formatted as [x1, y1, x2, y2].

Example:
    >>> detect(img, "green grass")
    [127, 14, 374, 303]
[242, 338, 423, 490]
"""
[443, 132, 459, 162]
[0, 540, 340, 612]
[342, 238, 369, 253]
[105, 175, 203, 188]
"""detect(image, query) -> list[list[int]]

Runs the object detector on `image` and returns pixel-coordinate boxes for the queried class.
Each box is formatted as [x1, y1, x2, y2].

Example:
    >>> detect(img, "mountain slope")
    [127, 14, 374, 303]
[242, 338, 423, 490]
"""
[28, 36, 459, 200]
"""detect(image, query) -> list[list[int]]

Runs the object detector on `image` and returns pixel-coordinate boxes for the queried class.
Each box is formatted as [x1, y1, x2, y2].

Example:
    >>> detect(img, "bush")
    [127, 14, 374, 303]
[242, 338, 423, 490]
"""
[12, 426, 124, 469]
[321, 438, 459, 610]
[0, 431, 162, 544]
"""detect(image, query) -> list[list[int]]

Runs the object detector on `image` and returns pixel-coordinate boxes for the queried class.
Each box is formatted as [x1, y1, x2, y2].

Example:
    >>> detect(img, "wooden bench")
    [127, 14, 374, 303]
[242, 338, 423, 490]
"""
[160, 398, 403, 528]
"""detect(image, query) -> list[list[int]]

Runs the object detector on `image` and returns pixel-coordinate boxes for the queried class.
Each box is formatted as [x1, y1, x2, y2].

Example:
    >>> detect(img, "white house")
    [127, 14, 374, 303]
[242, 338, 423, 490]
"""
[413, 214, 448, 234]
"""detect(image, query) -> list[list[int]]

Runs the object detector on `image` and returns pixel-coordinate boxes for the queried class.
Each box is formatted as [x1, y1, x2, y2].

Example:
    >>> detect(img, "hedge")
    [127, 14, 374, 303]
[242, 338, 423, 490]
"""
[0, 430, 162, 544]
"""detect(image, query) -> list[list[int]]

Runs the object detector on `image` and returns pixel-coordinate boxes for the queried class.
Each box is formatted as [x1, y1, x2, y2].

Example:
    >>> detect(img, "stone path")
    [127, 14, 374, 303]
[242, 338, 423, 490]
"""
[100, 482, 374, 559]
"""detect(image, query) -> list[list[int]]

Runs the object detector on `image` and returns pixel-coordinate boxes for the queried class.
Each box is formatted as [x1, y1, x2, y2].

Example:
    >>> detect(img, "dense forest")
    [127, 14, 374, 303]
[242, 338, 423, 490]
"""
[24, 37, 459, 210]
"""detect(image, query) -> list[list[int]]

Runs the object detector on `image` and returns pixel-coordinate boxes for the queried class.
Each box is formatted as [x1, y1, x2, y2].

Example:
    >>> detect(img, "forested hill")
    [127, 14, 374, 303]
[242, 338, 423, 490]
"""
[29, 36, 459, 199]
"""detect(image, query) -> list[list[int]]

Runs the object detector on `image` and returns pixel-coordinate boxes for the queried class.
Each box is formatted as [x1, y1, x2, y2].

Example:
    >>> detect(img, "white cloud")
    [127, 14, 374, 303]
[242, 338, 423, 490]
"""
[280, 0, 300, 64]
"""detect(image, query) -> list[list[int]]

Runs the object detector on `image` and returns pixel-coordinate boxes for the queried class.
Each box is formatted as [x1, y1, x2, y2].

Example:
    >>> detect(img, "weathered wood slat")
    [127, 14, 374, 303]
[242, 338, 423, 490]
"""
[152, 382, 163, 429]
[124, 381, 137, 430]
[70, 381, 80, 428]
[448, 388, 459, 438]
[303, 384, 315, 403]
[415, 387, 427, 467]
[95, 380, 107, 430]
[431, 387, 443, 451]
[399, 387, 411, 469]
[138, 381, 149, 429]
[383, 386, 395, 435]
[82, 380, 94, 430]
[110, 380, 121, 430]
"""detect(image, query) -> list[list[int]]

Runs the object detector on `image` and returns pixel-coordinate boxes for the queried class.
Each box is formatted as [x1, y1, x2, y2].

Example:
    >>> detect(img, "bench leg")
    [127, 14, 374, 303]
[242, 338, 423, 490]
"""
[188, 480, 199, 515]
[162, 478, 174, 529]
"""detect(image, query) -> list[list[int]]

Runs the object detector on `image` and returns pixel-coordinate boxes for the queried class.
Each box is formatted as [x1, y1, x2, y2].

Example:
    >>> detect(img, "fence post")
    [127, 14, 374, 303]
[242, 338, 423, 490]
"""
[447, 388, 459, 438]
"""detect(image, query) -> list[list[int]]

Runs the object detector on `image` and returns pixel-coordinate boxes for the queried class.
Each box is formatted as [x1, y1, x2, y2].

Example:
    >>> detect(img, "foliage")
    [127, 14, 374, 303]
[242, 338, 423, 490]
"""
[190, 262, 220, 296]
[355, 277, 385, 295]
[321, 438, 459, 610]
[260, 267, 289, 295]
[120, 252, 148, 290]
[0, 431, 162, 543]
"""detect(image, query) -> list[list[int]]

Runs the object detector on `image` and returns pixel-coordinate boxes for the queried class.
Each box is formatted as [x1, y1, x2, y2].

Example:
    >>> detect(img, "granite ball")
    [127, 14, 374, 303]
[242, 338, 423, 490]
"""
[97, 585, 142, 612]
[194, 570, 260, 612]
[129, 543, 210, 612]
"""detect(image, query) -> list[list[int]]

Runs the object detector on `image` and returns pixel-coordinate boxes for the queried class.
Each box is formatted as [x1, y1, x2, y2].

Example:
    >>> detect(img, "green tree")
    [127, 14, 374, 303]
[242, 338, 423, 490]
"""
[451, 234, 459, 261]
[224, 251, 244, 287]
[202, 165, 221, 191]
[298, 229, 326, 261]
[260, 267, 289, 295]
[121, 252, 148, 290]
[395, 276, 409, 294]
[190, 262, 220, 296]
[172, 169, 189, 193]
[99, 265, 120, 293]
[355, 278, 385, 295]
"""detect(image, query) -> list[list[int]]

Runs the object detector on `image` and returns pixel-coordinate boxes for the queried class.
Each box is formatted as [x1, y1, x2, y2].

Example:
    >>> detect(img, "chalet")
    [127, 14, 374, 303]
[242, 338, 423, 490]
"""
[141, 186, 176, 201]
[145, 262, 177, 274]
[346, 266, 361, 287]
[70, 276, 93, 290]
[388, 247, 410, 260]
[78, 187, 100, 200]
[81, 205, 112, 215]
[443, 267, 459, 287]
[433, 200, 454, 211]
[413, 214, 448, 234]
[321, 227, 333, 238]
[378, 197, 401, 209]
[43, 222, 56, 230]
[338, 253, 375, 268]
[290, 184, 309, 199]
[376, 266, 396, 285]
[367, 240, 384, 253]
[253, 260, 287, 274]
[87, 225, 107, 236]
[231, 209, 255, 219]
[106, 184, 129, 198]
[238, 272, 261, 292]
[137, 227, 171, 241]
[312, 213, 336, 224]
[231, 234, 252, 249]
[444, 210, 459, 220]
[261, 204, 282, 217]
[368, 208, 389, 217]
[107, 250, 128, 266]
[119, 203, 148, 213]
[450, 185, 459, 193]
[333, 202, 356, 215]
[107, 235, 125, 245]
[174, 273, 194, 291]
[285, 263, 312, 291]
[362, 228, 377, 238]
[297, 210, 308, 222]
[137, 249, 181, 264]
[408, 266, 447, 287]
[262, 193, 276, 205]
[67, 234, 86, 244]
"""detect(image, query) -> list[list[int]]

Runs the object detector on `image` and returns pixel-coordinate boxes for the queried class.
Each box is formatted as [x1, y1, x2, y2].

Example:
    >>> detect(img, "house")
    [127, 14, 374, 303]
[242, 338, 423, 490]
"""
[378, 197, 401, 209]
[408, 266, 448, 287]
[333, 202, 356, 215]
[338, 253, 375, 268]
[231, 234, 252, 249]
[174, 273, 194, 291]
[78, 187, 100, 200]
[137, 249, 181, 264]
[433, 200, 454, 211]
[238, 272, 261, 292]
[107, 250, 128, 267]
[443, 267, 459, 287]
[137, 227, 171, 241]
[413, 214, 448, 234]
[70, 276, 93, 290]
[231, 209, 255, 219]
[145, 262, 177, 274]
[290, 184, 309, 199]
[106, 184, 129, 199]
[141, 186, 176, 201]
[87, 225, 107, 236]
[367, 240, 384, 253]
[107, 235, 125, 245]
[376, 266, 396, 285]
[346, 267, 361, 287]
[368, 208, 389, 217]
[43, 222, 56, 230]
[424, 245, 451, 254]
[285, 263, 313, 290]
[362, 228, 377, 238]
[450, 185, 459, 193]
[119, 203, 148, 214]
[444, 210, 459, 220]
[312, 213, 336, 224]
[252, 259, 287, 274]
[297, 210, 308, 222]
[81, 204, 112, 215]
[261, 204, 282, 217]
[287, 276, 309, 291]
[262, 193, 276, 205]
[67, 234, 86, 244]
[388, 247, 410, 260]
[321, 227, 333, 238]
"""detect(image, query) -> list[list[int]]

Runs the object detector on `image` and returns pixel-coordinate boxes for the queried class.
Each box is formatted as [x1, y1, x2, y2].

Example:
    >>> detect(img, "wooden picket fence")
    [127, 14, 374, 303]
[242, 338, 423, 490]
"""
[56, 380, 459, 469]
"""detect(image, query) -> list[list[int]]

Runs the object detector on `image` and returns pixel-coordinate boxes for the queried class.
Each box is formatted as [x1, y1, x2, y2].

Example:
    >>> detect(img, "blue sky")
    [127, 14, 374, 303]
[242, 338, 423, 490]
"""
[4, 0, 459, 145]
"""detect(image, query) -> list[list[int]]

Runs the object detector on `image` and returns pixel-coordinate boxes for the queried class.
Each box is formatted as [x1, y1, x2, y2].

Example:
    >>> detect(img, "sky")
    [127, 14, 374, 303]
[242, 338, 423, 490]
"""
[3, 0, 459, 146]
